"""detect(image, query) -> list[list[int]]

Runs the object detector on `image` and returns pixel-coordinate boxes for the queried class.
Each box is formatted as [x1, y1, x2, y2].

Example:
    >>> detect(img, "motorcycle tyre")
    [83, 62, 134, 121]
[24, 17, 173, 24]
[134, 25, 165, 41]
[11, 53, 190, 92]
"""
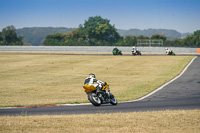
[88, 92, 101, 106]
[110, 93, 118, 105]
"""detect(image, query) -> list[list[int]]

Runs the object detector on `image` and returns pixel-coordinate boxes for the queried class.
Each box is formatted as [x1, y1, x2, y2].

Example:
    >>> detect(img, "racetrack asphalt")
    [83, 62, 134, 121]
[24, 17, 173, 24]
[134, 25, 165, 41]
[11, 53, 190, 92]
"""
[0, 56, 200, 116]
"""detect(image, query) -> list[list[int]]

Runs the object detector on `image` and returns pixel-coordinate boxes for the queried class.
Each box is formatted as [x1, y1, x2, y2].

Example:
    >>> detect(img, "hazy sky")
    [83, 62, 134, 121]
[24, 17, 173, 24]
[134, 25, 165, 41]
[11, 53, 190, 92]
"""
[0, 0, 200, 33]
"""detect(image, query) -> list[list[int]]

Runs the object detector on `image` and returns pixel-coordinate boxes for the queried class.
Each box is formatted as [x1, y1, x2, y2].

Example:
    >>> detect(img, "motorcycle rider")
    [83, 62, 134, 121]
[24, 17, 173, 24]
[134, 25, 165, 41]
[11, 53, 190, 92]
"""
[165, 48, 172, 55]
[113, 47, 119, 53]
[132, 46, 137, 54]
[84, 73, 104, 93]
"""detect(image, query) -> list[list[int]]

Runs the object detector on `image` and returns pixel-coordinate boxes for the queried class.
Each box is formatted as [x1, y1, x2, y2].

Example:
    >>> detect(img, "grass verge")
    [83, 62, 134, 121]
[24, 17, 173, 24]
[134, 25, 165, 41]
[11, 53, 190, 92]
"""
[0, 52, 194, 107]
[0, 110, 199, 133]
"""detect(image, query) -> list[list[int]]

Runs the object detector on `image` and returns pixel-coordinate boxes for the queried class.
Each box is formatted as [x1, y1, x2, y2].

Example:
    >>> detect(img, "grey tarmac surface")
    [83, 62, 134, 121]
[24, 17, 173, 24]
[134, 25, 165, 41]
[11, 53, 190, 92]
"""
[0, 56, 200, 116]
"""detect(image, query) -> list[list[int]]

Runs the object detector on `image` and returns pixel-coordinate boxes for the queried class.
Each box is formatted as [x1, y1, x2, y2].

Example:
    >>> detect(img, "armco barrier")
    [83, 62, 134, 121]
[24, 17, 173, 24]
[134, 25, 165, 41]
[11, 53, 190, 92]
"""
[0, 46, 198, 53]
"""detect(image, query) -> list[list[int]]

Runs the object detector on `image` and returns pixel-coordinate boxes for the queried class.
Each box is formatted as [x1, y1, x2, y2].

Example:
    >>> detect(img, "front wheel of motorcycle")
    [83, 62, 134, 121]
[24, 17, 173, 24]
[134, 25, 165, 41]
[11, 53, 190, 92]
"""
[110, 93, 118, 105]
[88, 92, 101, 106]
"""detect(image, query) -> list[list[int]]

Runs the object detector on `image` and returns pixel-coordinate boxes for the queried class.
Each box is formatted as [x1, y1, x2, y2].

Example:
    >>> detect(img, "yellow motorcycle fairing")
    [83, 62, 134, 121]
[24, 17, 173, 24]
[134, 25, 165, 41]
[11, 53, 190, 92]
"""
[102, 83, 110, 91]
[83, 85, 97, 93]
[83, 82, 110, 93]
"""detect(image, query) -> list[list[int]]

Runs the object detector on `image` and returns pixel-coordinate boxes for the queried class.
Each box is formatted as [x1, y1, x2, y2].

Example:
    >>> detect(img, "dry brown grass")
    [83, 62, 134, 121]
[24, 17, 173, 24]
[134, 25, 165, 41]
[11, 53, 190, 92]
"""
[0, 52, 194, 107]
[0, 110, 199, 133]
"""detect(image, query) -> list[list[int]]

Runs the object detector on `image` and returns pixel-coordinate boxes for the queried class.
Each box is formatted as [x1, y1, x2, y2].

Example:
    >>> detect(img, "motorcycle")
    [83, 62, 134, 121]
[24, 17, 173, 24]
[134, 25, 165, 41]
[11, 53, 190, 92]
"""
[168, 50, 175, 55]
[83, 82, 117, 106]
[132, 50, 142, 55]
[113, 49, 123, 55]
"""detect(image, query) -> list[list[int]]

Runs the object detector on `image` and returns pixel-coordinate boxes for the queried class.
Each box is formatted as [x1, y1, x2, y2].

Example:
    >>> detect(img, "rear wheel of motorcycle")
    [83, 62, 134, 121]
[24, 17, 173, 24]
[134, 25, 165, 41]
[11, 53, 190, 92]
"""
[88, 92, 101, 106]
[110, 93, 117, 105]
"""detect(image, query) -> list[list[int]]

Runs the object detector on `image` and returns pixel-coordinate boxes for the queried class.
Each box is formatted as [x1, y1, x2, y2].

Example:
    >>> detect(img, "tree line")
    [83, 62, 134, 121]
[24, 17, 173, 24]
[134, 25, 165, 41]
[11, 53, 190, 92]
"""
[43, 16, 168, 46]
[43, 16, 200, 47]
[165, 30, 200, 47]
[17, 27, 75, 46]
[1, 16, 200, 47]
[15, 27, 190, 46]
[118, 29, 189, 40]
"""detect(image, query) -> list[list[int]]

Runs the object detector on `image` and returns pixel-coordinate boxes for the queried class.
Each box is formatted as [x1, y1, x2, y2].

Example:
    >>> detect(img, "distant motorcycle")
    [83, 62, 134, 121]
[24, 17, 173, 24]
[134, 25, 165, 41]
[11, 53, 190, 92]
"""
[132, 50, 142, 55]
[113, 48, 122, 55]
[83, 82, 117, 106]
[168, 50, 175, 55]
[165, 48, 175, 55]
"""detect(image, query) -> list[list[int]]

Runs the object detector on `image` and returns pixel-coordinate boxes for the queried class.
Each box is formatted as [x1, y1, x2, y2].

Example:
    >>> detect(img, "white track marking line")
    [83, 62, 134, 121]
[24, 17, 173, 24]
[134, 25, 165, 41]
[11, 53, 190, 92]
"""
[124, 56, 197, 103]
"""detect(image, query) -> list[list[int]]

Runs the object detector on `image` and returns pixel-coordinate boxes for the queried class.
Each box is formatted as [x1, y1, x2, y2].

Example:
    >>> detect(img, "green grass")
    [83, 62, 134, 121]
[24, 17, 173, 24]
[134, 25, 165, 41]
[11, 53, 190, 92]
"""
[0, 52, 194, 107]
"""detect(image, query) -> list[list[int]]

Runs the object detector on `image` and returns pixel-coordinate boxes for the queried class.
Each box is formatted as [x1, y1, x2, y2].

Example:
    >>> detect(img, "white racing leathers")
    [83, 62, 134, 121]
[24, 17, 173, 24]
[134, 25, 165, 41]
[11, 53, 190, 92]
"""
[84, 77, 103, 89]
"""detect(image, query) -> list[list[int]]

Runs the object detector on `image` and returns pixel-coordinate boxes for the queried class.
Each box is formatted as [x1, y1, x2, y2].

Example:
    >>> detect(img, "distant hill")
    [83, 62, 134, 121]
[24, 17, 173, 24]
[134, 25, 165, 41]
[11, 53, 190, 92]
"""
[16, 27, 192, 46]
[17, 27, 75, 46]
[117, 29, 192, 40]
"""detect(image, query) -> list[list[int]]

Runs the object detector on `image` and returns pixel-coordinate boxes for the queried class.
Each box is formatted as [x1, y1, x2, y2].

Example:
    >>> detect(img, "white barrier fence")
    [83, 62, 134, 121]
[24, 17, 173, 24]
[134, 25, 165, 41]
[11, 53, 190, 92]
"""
[0, 46, 198, 53]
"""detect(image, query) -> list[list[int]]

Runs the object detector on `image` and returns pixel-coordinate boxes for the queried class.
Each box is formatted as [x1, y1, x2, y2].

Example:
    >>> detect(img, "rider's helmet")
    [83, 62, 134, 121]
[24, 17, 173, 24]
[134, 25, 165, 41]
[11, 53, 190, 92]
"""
[165, 48, 168, 50]
[89, 73, 95, 78]
[114, 47, 118, 50]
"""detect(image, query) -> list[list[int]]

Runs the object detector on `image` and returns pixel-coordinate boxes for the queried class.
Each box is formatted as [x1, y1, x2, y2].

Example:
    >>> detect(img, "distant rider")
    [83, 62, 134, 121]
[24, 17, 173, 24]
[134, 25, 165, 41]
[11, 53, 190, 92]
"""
[132, 46, 137, 54]
[84, 73, 104, 93]
[165, 48, 172, 55]
[113, 47, 119, 53]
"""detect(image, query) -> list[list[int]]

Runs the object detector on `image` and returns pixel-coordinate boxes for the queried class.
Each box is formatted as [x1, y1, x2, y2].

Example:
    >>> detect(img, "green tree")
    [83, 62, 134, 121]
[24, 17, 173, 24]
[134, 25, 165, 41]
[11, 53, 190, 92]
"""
[43, 33, 65, 46]
[65, 29, 88, 46]
[165, 38, 183, 47]
[180, 30, 200, 47]
[124, 35, 137, 46]
[0, 32, 3, 41]
[2, 25, 17, 45]
[0, 32, 4, 45]
[82, 16, 120, 45]
[151, 34, 167, 41]
[1, 25, 23, 45]
[193, 30, 200, 36]
[137, 35, 149, 39]
[183, 35, 200, 47]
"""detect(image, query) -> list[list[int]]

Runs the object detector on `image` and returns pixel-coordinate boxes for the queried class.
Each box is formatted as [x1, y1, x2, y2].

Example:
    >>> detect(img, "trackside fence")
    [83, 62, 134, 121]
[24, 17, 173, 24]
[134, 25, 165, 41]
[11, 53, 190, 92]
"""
[0, 46, 198, 54]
